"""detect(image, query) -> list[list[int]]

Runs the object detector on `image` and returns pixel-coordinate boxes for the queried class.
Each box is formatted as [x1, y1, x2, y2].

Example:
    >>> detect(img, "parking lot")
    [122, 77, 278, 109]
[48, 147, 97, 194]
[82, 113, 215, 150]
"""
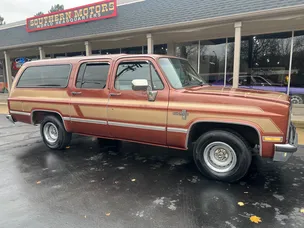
[0, 114, 304, 228]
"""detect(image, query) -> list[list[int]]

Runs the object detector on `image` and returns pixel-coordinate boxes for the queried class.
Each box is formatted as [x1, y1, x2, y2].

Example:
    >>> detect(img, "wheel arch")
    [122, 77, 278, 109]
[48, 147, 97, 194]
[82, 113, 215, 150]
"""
[31, 109, 70, 131]
[185, 120, 262, 156]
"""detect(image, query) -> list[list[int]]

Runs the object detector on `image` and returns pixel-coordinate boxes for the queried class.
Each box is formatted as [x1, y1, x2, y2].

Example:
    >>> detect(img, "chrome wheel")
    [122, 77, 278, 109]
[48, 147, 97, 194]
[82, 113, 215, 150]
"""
[43, 122, 58, 144]
[203, 142, 237, 173]
[290, 95, 303, 104]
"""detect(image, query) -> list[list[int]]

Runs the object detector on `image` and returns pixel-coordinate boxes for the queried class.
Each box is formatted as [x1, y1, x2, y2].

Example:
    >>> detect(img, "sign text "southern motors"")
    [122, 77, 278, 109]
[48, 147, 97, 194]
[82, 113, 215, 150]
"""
[26, 0, 117, 32]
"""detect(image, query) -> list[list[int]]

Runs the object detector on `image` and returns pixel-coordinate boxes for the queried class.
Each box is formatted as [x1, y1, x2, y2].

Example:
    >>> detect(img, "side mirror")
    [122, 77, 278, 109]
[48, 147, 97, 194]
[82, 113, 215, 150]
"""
[131, 79, 158, 102]
[132, 79, 149, 91]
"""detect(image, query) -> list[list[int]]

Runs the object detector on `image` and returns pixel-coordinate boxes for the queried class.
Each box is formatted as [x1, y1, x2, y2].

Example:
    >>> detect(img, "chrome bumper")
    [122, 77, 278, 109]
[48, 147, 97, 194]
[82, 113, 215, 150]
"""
[6, 114, 15, 124]
[273, 123, 298, 162]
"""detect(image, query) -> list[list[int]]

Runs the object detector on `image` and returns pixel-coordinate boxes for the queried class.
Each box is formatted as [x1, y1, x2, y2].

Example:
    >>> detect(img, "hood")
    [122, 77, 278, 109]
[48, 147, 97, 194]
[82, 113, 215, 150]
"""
[183, 85, 290, 104]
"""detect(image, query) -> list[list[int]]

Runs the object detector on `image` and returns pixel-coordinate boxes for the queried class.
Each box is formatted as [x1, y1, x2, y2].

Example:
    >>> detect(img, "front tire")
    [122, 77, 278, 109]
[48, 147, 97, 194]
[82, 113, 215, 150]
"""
[40, 115, 72, 150]
[193, 130, 252, 183]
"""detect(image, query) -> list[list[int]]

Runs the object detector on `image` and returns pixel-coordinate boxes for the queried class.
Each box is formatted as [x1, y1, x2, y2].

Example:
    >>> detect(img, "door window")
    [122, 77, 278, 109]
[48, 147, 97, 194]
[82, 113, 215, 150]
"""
[114, 61, 164, 90]
[76, 62, 110, 89]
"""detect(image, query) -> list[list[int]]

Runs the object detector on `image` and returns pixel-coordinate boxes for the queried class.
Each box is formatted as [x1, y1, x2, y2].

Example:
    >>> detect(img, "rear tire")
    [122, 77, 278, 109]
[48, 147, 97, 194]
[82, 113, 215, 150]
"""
[193, 130, 252, 183]
[40, 115, 72, 150]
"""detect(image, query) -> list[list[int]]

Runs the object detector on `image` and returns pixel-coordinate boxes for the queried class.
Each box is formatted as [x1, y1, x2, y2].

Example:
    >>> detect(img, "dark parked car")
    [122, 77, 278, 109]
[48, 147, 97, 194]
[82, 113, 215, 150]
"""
[212, 75, 304, 104]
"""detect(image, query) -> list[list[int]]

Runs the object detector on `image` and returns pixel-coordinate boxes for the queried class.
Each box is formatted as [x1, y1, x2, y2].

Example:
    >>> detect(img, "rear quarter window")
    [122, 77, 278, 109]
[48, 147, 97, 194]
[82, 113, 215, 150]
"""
[17, 64, 71, 88]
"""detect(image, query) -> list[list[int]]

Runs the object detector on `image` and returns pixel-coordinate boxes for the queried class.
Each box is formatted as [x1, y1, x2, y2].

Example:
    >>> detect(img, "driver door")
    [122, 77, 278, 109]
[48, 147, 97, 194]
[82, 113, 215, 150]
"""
[107, 57, 169, 145]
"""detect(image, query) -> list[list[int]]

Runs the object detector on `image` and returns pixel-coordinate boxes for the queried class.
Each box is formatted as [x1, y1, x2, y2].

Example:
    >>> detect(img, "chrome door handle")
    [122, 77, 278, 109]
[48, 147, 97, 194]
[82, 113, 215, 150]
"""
[110, 92, 121, 96]
[71, 91, 82, 95]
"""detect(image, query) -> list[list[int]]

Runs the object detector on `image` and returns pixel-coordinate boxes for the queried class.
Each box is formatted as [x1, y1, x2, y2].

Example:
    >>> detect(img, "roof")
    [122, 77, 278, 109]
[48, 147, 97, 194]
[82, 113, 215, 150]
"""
[1, 0, 304, 49]
[24, 54, 177, 66]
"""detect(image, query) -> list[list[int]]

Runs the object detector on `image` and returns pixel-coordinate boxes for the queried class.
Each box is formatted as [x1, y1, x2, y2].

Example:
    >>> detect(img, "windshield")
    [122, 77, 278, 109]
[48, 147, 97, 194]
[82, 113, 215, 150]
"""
[158, 58, 206, 89]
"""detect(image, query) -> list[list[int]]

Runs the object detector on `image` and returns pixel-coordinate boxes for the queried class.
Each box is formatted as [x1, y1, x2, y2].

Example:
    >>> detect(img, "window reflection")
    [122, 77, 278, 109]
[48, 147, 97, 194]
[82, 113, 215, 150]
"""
[176, 41, 198, 73]
[121, 46, 143, 54]
[225, 33, 292, 99]
[200, 39, 226, 83]
[67, 52, 84, 57]
[154, 44, 167, 54]
[290, 31, 304, 104]
[101, 48, 121, 55]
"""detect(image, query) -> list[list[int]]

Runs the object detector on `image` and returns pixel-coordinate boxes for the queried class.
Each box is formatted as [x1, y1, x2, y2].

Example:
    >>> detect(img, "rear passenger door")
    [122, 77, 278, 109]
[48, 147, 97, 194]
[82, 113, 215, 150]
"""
[69, 60, 111, 137]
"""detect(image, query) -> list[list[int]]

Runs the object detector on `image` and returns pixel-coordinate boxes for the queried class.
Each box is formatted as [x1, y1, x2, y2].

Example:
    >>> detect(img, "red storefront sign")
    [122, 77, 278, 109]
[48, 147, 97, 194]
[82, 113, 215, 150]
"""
[26, 0, 117, 32]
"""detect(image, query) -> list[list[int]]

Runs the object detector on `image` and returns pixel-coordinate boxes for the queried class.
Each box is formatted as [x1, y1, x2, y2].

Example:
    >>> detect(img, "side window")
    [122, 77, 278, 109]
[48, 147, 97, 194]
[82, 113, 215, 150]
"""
[76, 62, 110, 89]
[115, 61, 164, 90]
[17, 65, 71, 88]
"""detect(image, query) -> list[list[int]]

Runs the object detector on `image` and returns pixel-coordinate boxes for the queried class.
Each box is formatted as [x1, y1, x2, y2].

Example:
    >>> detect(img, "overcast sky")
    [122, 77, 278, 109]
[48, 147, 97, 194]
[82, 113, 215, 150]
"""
[1, 0, 100, 23]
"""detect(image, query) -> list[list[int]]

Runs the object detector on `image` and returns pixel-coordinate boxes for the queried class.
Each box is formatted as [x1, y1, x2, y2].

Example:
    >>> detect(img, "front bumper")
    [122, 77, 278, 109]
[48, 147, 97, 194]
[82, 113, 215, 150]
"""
[6, 114, 15, 124]
[273, 123, 298, 162]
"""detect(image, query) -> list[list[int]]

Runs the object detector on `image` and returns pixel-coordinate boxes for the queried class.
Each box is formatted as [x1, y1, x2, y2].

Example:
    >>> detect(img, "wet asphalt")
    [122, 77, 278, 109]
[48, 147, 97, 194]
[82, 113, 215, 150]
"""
[0, 114, 304, 228]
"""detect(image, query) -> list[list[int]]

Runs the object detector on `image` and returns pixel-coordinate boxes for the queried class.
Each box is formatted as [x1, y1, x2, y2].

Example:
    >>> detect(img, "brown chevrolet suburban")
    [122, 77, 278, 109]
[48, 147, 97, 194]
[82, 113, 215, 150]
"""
[6, 54, 298, 182]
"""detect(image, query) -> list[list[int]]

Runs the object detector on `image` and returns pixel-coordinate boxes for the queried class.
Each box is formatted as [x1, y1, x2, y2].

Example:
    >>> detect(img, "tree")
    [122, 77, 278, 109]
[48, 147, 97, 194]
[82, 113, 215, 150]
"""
[0, 15, 5, 25]
[49, 4, 64, 13]
[35, 12, 44, 16]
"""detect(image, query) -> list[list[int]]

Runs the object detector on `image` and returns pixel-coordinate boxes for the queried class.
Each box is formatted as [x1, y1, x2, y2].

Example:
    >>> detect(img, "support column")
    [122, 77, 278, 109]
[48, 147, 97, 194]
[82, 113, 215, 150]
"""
[232, 22, 242, 88]
[4, 51, 12, 92]
[146, 33, 154, 54]
[39, 46, 46, 59]
[85, 41, 92, 56]
[167, 42, 176, 56]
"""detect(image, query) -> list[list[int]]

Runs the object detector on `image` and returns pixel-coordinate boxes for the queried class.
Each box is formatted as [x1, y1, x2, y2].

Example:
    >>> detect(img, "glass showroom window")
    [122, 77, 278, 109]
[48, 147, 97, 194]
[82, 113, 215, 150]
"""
[101, 48, 121, 55]
[290, 31, 304, 104]
[226, 38, 242, 83]
[92, 50, 101, 55]
[199, 39, 227, 84]
[54, 53, 67, 58]
[142, 44, 167, 54]
[176, 41, 199, 73]
[121, 46, 143, 54]
[154, 44, 167, 55]
[0, 60, 4, 83]
[67, 52, 84, 57]
[226, 32, 292, 96]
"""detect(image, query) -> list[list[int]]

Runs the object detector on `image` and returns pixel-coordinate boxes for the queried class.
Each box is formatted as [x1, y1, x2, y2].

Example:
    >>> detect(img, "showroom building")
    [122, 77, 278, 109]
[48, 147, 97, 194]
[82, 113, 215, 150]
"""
[0, 0, 304, 106]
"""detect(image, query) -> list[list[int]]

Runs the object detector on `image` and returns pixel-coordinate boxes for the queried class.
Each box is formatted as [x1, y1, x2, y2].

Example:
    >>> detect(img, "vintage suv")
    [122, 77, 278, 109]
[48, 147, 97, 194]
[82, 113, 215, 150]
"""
[6, 54, 298, 182]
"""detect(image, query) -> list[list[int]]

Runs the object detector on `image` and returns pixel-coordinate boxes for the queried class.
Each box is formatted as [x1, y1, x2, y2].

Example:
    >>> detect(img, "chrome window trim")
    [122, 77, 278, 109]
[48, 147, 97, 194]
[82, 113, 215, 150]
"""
[108, 121, 166, 131]
[10, 110, 31, 116]
[185, 121, 262, 155]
